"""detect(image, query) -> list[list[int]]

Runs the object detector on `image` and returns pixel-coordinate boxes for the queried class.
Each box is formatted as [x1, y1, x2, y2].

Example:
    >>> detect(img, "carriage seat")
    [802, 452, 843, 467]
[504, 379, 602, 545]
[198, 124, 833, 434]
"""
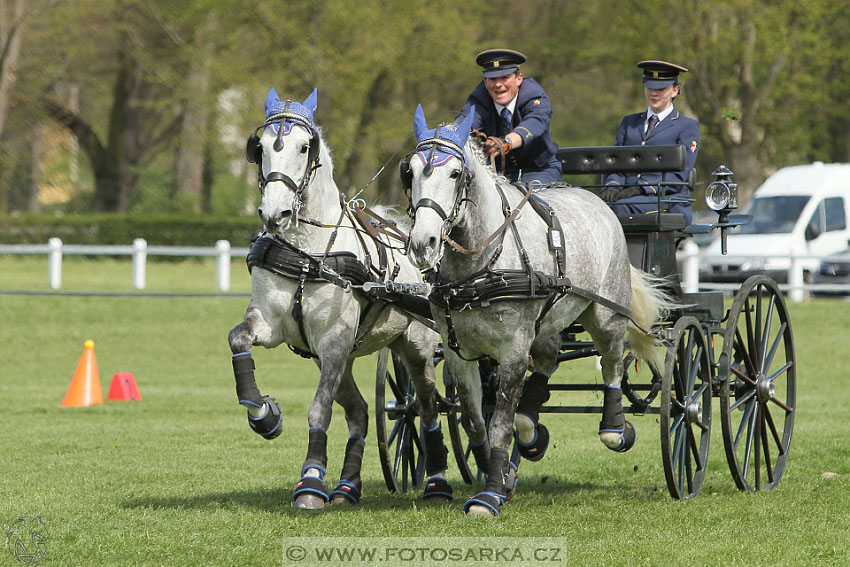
[617, 212, 686, 232]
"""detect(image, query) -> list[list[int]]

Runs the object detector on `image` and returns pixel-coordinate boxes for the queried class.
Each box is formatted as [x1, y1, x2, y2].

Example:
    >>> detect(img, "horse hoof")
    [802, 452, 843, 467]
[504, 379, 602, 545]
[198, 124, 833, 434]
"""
[423, 494, 451, 504]
[293, 494, 326, 510]
[330, 494, 354, 505]
[465, 505, 497, 518]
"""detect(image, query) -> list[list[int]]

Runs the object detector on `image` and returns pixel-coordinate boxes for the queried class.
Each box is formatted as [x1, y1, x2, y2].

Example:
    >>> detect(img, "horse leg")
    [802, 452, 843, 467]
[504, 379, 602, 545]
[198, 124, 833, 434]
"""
[391, 329, 453, 502]
[228, 308, 283, 439]
[514, 334, 559, 462]
[582, 308, 635, 452]
[464, 356, 529, 517]
[293, 342, 350, 510]
[328, 361, 368, 505]
[446, 353, 490, 475]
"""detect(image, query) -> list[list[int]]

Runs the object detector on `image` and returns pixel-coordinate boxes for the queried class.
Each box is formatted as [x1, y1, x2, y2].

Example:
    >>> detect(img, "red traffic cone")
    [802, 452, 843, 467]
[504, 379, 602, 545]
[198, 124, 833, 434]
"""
[61, 340, 103, 407]
[107, 372, 142, 401]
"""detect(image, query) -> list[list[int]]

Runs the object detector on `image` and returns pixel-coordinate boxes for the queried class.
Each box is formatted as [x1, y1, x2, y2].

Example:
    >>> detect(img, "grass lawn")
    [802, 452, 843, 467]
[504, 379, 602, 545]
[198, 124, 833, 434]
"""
[1, 256, 849, 565]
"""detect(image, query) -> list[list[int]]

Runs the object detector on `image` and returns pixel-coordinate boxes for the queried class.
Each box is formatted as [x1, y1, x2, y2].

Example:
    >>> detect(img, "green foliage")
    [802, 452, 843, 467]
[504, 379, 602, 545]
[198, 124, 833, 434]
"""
[4, 0, 850, 213]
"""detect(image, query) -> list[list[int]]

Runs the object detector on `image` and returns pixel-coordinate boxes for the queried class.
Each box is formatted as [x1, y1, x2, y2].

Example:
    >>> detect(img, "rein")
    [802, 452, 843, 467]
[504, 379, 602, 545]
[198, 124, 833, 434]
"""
[442, 185, 534, 256]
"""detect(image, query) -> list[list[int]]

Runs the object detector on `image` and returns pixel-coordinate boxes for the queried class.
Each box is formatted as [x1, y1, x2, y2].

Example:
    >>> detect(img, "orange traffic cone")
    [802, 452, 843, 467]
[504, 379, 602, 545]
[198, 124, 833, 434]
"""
[61, 340, 103, 407]
[107, 372, 141, 401]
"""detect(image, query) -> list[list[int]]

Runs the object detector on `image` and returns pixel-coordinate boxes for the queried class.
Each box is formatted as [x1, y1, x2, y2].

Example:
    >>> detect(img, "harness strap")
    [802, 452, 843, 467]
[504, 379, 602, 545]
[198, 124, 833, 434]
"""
[442, 187, 535, 256]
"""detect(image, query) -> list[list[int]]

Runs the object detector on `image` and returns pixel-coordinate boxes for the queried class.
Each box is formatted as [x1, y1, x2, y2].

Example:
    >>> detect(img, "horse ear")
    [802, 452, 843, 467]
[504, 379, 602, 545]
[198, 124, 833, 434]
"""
[458, 105, 476, 143]
[413, 104, 430, 142]
[303, 87, 318, 116]
[264, 88, 280, 116]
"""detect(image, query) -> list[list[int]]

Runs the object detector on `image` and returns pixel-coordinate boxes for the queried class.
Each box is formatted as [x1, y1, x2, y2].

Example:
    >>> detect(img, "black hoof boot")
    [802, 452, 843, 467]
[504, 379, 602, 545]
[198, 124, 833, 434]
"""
[516, 422, 549, 462]
[240, 395, 283, 440]
[599, 385, 637, 453]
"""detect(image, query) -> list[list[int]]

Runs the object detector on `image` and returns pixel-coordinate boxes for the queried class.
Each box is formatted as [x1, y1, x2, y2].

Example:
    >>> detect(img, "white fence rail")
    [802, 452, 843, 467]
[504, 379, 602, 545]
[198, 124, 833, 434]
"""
[0, 238, 250, 292]
[1, 238, 848, 301]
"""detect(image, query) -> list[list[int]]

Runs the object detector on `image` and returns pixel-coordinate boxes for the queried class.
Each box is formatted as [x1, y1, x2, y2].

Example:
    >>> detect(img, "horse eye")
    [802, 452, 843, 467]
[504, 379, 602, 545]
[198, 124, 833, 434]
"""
[449, 169, 461, 180]
[300, 144, 309, 154]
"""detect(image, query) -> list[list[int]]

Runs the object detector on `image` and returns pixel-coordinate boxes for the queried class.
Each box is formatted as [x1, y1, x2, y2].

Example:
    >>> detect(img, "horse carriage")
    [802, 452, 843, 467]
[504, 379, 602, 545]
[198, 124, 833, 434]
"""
[229, 88, 795, 517]
[377, 140, 796, 504]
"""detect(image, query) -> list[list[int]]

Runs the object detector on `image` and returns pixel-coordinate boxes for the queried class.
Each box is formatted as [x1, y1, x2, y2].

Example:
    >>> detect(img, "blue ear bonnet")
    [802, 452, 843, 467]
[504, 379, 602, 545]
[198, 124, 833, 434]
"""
[263, 87, 317, 136]
[413, 104, 475, 168]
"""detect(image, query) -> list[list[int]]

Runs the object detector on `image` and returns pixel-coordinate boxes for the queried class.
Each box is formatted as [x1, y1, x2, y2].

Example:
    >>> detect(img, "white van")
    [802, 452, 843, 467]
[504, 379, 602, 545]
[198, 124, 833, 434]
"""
[701, 162, 850, 283]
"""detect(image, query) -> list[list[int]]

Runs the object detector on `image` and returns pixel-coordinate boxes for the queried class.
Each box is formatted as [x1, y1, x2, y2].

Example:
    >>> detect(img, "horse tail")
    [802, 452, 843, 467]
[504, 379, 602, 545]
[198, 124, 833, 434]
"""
[626, 266, 677, 369]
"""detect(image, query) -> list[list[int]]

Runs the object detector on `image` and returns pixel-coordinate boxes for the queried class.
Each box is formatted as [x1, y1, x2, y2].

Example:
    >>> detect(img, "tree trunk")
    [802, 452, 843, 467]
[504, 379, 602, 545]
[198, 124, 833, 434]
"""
[173, 13, 215, 212]
[0, 0, 25, 144]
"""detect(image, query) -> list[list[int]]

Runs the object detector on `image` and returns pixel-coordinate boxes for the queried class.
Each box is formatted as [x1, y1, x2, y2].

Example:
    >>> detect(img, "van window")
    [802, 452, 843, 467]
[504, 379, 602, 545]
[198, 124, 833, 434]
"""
[824, 197, 846, 231]
[738, 196, 810, 234]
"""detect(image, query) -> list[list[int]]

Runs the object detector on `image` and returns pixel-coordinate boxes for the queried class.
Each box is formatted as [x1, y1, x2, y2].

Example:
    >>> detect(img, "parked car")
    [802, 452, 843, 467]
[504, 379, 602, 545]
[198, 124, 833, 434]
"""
[812, 249, 850, 297]
[701, 162, 850, 283]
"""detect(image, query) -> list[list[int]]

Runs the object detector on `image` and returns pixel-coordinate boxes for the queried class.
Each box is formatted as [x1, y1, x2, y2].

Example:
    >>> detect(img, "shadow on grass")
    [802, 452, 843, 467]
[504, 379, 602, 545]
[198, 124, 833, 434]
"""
[118, 473, 642, 516]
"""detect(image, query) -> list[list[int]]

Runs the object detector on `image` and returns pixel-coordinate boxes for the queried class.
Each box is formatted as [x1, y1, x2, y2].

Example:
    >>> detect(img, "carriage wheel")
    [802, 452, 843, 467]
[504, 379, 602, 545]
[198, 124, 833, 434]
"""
[660, 316, 713, 500]
[719, 275, 796, 492]
[375, 348, 425, 493]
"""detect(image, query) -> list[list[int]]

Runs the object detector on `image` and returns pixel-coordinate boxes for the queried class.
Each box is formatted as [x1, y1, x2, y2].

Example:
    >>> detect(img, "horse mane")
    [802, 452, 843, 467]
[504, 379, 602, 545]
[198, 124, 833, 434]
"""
[314, 124, 334, 173]
[465, 137, 511, 188]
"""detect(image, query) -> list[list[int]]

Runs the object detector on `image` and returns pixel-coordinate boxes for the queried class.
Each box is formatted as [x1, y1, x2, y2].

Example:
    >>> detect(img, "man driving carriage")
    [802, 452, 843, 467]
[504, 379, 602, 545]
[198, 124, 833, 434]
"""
[599, 60, 701, 225]
[458, 49, 563, 185]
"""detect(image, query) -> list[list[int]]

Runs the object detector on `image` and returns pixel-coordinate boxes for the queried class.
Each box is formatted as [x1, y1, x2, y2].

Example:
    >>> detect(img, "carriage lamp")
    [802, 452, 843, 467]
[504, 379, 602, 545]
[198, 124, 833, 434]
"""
[705, 165, 738, 255]
[705, 165, 738, 212]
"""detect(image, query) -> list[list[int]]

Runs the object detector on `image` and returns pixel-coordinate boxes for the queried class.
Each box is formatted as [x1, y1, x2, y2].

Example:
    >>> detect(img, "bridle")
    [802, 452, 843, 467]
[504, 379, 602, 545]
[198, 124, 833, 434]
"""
[246, 101, 322, 217]
[400, 127, 474, 240]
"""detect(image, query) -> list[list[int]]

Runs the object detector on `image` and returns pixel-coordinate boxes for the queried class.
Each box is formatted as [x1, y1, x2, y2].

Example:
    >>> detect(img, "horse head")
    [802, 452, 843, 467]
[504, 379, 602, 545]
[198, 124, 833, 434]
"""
[249, 87, 321, 234]
[405, 104, 475, 269]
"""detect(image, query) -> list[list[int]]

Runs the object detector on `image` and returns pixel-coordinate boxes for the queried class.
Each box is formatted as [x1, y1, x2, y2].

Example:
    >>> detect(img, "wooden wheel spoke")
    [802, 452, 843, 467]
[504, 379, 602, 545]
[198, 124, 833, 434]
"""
[762, 403, 787, 456]
[760, 411, 776, 484]
[730, 387, 756, 412]
[762, 321, 786, 373]
[386, 374, 404, 402]
[757, 294, 777, 370]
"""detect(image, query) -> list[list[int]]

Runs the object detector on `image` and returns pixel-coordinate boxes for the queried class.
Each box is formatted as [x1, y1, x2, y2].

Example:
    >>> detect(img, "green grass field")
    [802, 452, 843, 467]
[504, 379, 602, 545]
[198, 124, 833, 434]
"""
[2, 256, 850, 565]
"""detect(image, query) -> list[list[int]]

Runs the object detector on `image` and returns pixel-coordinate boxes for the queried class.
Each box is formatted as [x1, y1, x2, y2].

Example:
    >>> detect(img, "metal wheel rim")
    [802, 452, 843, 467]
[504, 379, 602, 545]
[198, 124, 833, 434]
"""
[719, 275, 796, 492]
[375, 348, 425, 493]
[660, 316, 712, 500]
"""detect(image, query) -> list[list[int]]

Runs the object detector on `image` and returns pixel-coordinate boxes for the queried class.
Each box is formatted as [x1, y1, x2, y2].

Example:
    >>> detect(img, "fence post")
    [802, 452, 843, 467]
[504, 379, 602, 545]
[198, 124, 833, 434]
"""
[788, 255, 804, 303]
[132, 238, 147, 289]
[48, 237, 63, 289]
[216, 240, 231, 292]
[679, 240, 700, 293]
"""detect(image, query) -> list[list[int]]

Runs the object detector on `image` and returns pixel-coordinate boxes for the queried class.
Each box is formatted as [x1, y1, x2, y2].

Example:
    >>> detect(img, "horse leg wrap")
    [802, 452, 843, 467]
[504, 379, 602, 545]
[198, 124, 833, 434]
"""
[599, 386, 636, 453]
[329, 437, 364, 504]
[294, 429, 330, 503]
[516, 371, 551, 462]
[517, 371, 551, 423]
[421, 424, 453, 501]
[463, 447, 510, 516]
[232, 353, 262, 405]
[305, 427, 329, 472]
[470, 436, 490, 473]
[422, 424, 448, 476]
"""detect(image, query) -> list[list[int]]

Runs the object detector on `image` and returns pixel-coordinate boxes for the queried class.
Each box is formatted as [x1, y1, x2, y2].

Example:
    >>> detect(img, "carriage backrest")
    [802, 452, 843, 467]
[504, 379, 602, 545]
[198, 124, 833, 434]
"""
[556, 145, 686, 176]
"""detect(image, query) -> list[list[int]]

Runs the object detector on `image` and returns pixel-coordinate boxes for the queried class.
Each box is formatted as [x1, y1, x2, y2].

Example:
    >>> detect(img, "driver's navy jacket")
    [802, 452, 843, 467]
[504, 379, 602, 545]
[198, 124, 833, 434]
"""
[603, 106, 700, 225]
[459, 78, 559, 174]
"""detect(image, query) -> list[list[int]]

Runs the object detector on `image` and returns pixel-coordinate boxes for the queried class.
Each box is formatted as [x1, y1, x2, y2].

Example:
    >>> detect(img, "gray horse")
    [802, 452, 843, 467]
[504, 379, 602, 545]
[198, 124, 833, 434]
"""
[228, 88, 457, 509]
[404, 105, 674, 516]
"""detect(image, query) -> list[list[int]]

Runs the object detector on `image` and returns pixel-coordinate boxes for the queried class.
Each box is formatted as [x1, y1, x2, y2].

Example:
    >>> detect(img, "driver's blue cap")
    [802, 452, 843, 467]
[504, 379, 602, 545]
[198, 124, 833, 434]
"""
[638, 60, 688, 89]
[476, 49, 526, 79]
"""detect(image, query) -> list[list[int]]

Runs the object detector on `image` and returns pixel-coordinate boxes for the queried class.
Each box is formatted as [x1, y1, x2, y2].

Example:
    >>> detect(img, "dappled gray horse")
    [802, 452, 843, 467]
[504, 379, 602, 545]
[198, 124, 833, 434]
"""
[228, 88, 455, 509]
[404, 105, 674, 516]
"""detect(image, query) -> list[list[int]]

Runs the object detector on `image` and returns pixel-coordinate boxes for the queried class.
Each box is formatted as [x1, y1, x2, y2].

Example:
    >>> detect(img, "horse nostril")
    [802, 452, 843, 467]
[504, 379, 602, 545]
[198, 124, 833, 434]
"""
[428, 236, 438, 249]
